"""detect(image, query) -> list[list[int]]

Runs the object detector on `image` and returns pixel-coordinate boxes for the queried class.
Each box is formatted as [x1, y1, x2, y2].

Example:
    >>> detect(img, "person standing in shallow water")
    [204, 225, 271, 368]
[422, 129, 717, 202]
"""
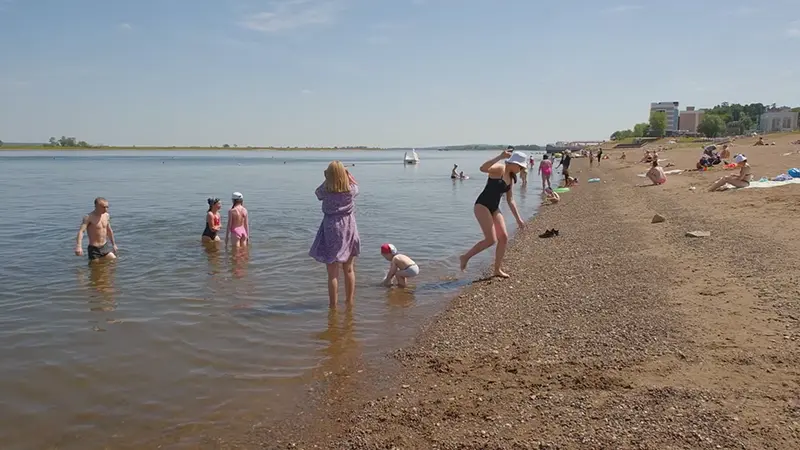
[225, 192, 249, 248]
[75, 197, 118, 262]
[202, 198, 222, 244]
[309, 161, 361, 308]
[460, 147, 527, 279]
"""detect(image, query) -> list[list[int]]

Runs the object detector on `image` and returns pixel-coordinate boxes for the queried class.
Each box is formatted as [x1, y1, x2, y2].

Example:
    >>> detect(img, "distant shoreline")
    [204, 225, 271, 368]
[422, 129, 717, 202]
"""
[0, 146, 382, 152]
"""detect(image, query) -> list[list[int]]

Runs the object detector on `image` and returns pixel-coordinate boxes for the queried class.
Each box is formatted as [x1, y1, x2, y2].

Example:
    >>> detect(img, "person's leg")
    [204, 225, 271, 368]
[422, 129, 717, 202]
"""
[492, 213, 510, 278]
[541, 173, 546, 191]
[342, 257, 356, 305]
[326, 263, 340, 308]
[101, 252, 117, 261]
[708, 175, 733, 191]
[239, 235, 248, 247]
[396, 275, 407, 288]
[202, 235, 212, 244]
[728, 179, 750, 188]
[545, 173, 551, 189]
[460, 204, 497, 271]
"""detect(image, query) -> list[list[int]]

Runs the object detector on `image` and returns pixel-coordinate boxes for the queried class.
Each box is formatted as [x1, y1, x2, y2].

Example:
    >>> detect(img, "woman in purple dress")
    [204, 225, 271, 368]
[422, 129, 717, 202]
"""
[309, 161, 361, 308]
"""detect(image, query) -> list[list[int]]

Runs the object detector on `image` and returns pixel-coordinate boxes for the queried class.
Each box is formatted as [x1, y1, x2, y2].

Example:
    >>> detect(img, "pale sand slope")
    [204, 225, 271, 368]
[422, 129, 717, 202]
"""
[225, 133, 800, 449]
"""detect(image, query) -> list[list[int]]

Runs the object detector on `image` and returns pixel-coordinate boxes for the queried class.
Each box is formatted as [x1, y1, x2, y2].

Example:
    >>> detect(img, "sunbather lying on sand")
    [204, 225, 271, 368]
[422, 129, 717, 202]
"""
[646, 160, 667, 185]
[708, 154, 753, 191]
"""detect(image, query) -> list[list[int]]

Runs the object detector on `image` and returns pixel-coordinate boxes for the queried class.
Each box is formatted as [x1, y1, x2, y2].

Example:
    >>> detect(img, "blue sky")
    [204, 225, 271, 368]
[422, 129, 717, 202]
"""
[1, 0, 798, 147]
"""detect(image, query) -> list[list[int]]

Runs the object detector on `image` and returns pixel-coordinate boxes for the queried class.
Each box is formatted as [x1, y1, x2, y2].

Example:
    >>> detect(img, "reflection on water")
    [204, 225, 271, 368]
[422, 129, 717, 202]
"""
[77, 261, 117, 313]
[0, 149, 552, 448]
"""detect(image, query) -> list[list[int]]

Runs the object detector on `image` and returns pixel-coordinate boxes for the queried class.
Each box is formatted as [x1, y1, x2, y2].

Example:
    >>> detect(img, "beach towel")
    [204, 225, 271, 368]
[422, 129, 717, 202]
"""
[745, 179, 800, 189]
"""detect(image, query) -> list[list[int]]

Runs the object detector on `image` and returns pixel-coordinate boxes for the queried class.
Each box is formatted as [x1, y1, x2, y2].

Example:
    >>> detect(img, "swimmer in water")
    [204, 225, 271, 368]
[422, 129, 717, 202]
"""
[74, 197, 118, 262]
[202, 198, 222, 243]
[380, 243, 419, 288]
[225, 192, 250, 248]
[451, 164, 458, 179]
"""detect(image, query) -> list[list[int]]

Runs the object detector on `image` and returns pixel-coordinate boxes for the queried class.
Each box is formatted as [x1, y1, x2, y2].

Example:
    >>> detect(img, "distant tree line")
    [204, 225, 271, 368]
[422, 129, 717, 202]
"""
[611, 102, 800, 140]
[46, 136, 92, 147]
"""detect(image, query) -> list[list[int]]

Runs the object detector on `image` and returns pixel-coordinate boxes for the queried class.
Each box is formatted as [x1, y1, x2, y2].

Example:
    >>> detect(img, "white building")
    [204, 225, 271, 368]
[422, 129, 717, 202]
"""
[650, 101, 680, 132]
[759, 109, 799, 133]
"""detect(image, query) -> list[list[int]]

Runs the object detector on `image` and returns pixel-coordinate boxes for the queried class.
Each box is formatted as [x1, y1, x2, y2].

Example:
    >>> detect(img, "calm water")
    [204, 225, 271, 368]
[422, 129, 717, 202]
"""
[0, 149, 549, 448]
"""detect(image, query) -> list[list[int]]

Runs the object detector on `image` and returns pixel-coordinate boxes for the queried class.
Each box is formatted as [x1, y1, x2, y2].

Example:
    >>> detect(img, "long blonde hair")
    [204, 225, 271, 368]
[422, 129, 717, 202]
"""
[324, 161, 350, 193]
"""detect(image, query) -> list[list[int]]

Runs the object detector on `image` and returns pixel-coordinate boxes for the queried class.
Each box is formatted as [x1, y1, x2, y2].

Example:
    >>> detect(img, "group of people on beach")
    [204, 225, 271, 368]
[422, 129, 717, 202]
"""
[74, 148, 553, 308]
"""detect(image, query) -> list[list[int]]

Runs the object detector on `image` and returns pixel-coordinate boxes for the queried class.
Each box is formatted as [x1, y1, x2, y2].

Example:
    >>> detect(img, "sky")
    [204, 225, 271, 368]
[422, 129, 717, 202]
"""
[1, 0, 799, 147]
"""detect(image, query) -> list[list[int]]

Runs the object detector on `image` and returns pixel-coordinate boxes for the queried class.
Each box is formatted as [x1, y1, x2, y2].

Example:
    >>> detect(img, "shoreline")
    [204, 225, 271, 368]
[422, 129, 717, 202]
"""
[238, 137, 800, 448]
[0, 146, 383, 152]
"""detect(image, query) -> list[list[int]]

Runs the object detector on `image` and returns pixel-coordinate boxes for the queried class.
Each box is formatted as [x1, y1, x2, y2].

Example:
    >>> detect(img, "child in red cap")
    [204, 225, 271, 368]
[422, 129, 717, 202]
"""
[380, 243, 419, 288]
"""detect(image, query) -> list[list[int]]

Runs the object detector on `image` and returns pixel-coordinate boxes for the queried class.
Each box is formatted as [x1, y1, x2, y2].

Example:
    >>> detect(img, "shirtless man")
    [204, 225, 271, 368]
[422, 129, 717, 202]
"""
[226, 192, 250, 248]
[75, 197, 118, 262]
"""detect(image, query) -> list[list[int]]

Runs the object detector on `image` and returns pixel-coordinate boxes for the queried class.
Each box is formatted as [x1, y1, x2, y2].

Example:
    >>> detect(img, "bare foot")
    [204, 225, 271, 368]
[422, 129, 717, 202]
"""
[494, 269, 510, 278]
[459, 254, 468, 271]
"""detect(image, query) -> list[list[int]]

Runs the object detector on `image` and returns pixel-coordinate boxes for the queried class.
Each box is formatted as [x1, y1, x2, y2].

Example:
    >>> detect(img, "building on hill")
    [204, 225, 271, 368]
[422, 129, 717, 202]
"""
[759, 109, 799, 133]
[650, 101, 680, 132]
[678, 106, 704, 133]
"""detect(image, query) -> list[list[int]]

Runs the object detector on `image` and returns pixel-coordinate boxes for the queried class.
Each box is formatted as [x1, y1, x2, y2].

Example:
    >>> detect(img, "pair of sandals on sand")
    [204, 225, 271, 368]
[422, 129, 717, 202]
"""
[538, 228, 560, 239]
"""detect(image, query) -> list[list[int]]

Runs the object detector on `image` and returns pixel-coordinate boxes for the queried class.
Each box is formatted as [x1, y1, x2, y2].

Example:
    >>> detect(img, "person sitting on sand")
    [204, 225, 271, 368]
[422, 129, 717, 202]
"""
[708, 154, 753, 191]
[754, 136, 765, 146]
[646, 160, 667, 185]
[451, 164, 458, 179]
[639, 150, 653, 164]
[620, 151, 627, 160]
[719, 144, 731, 161]
[380, 243, 418, 288]
[543, 187, 560, 204]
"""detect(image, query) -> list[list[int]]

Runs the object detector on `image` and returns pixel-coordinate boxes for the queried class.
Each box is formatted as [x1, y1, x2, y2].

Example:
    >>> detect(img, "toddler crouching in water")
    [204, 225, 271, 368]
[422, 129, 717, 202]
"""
[381, 243, 418, 288]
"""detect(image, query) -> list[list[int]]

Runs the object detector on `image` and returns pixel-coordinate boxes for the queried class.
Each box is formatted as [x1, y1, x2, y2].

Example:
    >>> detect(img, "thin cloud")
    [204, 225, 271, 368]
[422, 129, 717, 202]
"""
[301, 88, 313, 94]
[788, 20, 800, 38]
[118, 23, 132, 31]
[606, 4, 643, 13]
[728, 6, 756, 16]
[240, 0, 341, 33]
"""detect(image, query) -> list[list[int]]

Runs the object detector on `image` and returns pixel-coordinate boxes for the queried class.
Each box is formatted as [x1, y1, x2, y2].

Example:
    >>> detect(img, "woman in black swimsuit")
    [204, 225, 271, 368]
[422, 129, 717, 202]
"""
[202, 198, 222, 244]
[460, 147, 527, 278]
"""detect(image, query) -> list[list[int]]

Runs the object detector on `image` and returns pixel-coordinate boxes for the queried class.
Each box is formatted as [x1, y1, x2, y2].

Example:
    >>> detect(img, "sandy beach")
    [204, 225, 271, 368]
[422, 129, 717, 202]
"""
[225, 134, 800, 449]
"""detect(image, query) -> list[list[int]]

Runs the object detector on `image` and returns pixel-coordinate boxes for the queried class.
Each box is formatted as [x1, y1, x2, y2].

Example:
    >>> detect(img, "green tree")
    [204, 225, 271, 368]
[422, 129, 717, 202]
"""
[610, 129, 634, 140]
[49, 137, 58, 146]
[633, 122, 649, 137]
[697, 114, 726, 137]
[648, 111, 667, 137]
[77, 141, 90, 148]
[223, 143, 230, 148]
[0, 139, 3, 147]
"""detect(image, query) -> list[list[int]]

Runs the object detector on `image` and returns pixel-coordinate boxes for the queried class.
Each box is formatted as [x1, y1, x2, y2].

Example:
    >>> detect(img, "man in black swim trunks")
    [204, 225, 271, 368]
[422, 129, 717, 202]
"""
[75, 197, 118, 262]
[557, 150, 572, 178]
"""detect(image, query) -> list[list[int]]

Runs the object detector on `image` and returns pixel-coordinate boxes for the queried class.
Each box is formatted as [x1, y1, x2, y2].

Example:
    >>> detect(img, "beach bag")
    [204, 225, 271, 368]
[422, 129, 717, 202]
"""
[788, 168, 800, 178]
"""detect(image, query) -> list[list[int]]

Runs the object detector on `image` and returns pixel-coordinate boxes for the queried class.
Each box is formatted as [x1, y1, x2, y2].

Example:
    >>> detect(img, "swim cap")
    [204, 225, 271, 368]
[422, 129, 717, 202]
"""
[231, 192, 244, 201]
[380, 243, 397, 255]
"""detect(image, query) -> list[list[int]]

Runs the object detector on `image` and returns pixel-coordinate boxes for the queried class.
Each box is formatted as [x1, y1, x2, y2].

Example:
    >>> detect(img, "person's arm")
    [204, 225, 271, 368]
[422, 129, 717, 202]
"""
[244, 211, 250, 242]
[315, 183, 325, 200]
[207, 212, 217, 231]
[382, 260, 398, 287]
[106, 215, 117, 251]
[537, 163, 542, 176]
[479, 151, 510, 173]
[75, 215, 88, 256]
[505, 189, 525, 228]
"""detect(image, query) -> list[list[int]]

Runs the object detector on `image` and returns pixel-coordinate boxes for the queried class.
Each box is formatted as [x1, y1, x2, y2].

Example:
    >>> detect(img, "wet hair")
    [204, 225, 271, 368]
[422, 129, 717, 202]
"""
[232, 198, 243, 206]
[94, 197, 107, 206]
[207, 197, 220, 211]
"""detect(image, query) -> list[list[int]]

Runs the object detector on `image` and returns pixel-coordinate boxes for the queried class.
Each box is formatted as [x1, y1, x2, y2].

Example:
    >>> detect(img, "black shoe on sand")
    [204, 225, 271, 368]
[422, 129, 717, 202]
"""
[552, 228, 559, 236]
[539, 229, 554, 238]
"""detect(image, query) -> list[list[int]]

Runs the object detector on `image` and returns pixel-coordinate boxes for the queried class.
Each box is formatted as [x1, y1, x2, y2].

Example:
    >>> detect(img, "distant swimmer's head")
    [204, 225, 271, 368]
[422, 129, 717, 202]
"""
[380, 243, 398, 260]
[324, 161, 351, 194]
[93, 197, 109, 213]
[207, 197, 221, 212]
[231, 192, 244, 205]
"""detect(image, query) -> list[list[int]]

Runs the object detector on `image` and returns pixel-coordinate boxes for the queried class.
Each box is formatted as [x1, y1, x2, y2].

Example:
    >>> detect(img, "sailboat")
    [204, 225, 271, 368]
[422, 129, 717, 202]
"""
[403, 149, 420, 164]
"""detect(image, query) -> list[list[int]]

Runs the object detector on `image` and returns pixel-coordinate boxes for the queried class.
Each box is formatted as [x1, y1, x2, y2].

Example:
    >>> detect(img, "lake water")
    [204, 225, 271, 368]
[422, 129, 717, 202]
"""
[0, 149, 550, 448]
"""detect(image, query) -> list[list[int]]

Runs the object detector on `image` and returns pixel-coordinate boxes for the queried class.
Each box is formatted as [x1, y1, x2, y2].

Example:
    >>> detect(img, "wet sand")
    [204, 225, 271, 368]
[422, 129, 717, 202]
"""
[231, 134, 800, 449]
